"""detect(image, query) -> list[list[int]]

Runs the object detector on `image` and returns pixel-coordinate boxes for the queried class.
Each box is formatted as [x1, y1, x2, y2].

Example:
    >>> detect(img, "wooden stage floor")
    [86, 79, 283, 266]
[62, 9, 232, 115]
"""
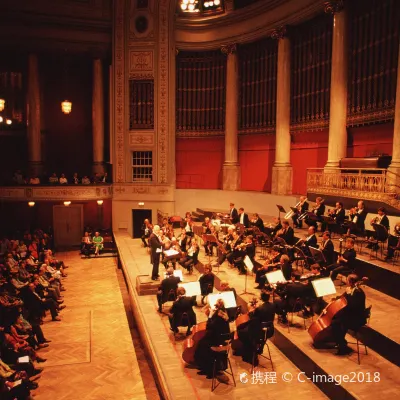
[115, 231, 400, 400]
[33, 252, 154, 400]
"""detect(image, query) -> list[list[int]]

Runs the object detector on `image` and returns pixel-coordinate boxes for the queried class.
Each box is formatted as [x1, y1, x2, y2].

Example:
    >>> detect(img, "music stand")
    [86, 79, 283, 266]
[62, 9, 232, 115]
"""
[309, 246, 326, 265]
[163, 269, 184, 281]
[208, 291, 237, 318]
[163, 249, 182, 268]
[178, 281, 201, 297]
[265, 270, 286, 284]
[239, 255, 255, 296]
[312, 277, 336, 298]
[276, 205, 286, 220]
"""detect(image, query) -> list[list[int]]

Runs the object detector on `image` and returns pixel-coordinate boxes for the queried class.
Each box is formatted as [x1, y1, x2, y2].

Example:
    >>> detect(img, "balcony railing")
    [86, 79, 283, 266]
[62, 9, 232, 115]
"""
[0, 184, 113, 201]
[307, 168, 400, 209]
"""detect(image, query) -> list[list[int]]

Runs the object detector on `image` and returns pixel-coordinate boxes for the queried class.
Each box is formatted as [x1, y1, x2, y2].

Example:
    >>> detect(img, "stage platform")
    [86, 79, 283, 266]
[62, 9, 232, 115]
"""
[114, 232, 400, 400]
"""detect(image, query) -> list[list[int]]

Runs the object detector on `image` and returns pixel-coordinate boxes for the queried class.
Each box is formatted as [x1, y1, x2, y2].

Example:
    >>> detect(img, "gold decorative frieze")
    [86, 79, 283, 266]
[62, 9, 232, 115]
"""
[0, 186, 113, 201]
[129, 51, 154, 74]
[129, 132, 154, 145]
[113, 184, 174, 201]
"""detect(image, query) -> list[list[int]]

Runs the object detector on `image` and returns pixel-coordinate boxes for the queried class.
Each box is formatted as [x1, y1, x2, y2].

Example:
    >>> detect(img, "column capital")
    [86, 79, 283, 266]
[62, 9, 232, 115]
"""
[324, 0, 345, 15]
[221, 43, 237, 55]
[271, 25, 289, 40]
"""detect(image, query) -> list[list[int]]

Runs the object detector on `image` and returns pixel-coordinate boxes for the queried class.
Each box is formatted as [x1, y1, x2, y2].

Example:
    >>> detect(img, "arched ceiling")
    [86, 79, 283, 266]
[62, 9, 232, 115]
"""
[175, 0, 326, 50]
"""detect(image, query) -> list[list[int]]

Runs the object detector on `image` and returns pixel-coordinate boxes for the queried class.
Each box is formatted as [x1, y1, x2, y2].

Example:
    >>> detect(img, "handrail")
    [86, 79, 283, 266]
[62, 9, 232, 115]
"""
[306, 168, 400, 210]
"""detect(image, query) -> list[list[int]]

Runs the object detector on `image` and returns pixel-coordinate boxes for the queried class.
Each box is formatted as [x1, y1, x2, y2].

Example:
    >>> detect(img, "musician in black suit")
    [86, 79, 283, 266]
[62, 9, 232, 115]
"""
[141, 219, 152, 247]
[323, 202, 345, 231]
[199, 265, 215, 296]
[292, 196, 309, 228]
[274, 278, 315, 323]
[385, 222, 400, 261]
[376, 207, 390, 230]
[306, 197, 325, 231]
[237, 291, 276, 364]
[157, 267, 181, 312]
[229, 203, 239, 224]
[250, 213, 265, 233]
[238, 208, 250, 228]
[325, 238, 357, 280]
[319, 231, 336, 266]
[194, 299, 231, 378]
[233, 235, 255, 274]
[354, 200, 367, 233]
[298, 226, 318, 259]
[168, 287, 197, 335]
[275, 220, 294, 245]
[257, 254, 292, 290]
[149, 225, 163, 281]
[332, 274, 366, 355]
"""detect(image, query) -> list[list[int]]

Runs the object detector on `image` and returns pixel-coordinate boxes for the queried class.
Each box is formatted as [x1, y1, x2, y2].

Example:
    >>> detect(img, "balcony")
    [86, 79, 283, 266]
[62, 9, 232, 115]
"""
[0, 184, 113, 201]
[307, 168, 400, 212]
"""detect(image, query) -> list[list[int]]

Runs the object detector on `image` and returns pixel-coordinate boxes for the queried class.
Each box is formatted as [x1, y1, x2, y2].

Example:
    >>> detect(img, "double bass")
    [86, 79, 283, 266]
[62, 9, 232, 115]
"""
[182, 321, 207, 365]
[308, 277, 368, 344]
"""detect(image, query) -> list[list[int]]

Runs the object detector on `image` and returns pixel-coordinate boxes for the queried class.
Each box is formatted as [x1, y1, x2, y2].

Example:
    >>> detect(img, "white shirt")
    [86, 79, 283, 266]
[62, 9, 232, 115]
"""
[240, 213, 244, 224]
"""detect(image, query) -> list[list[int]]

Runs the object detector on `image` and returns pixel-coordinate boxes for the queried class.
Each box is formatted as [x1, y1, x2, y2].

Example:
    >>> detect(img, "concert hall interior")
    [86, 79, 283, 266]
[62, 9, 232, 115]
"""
[0, 0, 400, 399]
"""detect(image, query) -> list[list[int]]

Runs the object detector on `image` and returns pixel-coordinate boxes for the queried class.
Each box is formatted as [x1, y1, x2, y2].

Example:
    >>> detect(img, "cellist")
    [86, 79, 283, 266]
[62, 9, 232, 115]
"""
[331, 274, 366, 355]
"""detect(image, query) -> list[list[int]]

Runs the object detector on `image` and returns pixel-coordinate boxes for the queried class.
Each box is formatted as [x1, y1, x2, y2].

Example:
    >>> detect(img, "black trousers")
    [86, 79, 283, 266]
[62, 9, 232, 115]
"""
[151, 253, 160, 279]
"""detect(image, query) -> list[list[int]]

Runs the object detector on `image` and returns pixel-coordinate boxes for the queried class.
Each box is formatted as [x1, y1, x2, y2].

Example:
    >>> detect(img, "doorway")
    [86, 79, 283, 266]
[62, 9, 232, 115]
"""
[53, 205, 83, 248]
[132, 209, 152, 238]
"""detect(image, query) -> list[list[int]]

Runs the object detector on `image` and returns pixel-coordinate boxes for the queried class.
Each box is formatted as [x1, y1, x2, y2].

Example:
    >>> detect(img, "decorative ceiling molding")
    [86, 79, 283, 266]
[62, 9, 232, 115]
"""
[175, 0, 326, 50]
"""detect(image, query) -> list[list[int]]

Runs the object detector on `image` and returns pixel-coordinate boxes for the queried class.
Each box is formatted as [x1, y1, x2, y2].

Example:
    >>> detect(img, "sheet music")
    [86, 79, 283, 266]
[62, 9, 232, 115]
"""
[18, 356, 29, 363]
[208, 291, 237, 308]
[312, 277, 336, 297]
[164, 249, 179, 257]
[243, 255, 253, 270]
[178, 281, 201, 297]
[164, 269, 183, 281]
[265, 270, 286, 284]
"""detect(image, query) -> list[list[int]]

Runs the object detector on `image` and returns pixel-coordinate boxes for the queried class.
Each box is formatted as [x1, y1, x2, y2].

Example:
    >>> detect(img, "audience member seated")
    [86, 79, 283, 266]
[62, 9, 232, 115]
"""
[29, 176, 40, 185]
[81, 176, 91, 185]
[157, 267, 181, 313]
[59, 174, 68, 184]
[92, 232, 104, 257]
[72, 172, 80, 184]
[48, 173, 58, 184]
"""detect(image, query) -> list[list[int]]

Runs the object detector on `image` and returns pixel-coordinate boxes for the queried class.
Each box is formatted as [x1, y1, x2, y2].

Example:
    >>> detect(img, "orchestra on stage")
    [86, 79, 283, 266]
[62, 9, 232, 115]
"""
[140, 197, 399, 377]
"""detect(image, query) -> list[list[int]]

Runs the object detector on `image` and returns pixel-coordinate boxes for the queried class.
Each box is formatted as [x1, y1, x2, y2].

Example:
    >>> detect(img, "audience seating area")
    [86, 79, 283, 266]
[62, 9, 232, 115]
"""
[0, 229, 68, 399]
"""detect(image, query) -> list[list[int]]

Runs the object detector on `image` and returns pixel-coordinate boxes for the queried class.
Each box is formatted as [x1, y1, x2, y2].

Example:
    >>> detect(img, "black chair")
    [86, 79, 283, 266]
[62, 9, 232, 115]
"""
[287, 297, 310, 332]
[251, 321, 274, 373]
[174, 312, 192, 336]
[210, 333, 236, 392]
[347, 305, 372, 364]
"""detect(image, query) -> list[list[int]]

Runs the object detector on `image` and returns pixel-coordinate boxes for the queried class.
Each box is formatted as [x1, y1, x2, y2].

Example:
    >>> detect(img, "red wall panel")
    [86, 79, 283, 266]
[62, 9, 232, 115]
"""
[347, 123, 393, 158]
[238, 135, 275, 192]
[176, 137, 224, 189]
[291, 130, 329, 195]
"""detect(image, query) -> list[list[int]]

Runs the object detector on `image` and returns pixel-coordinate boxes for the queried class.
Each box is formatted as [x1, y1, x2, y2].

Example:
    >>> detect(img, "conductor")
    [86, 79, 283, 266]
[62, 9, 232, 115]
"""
[149, 225, 163, 281]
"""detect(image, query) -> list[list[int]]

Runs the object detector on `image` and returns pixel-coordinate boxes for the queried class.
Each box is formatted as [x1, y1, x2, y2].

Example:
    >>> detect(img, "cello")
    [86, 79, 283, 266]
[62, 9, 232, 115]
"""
[231, 298, 258, 351]
[308, 277, 368, 344]
[182, 321, 207, 365]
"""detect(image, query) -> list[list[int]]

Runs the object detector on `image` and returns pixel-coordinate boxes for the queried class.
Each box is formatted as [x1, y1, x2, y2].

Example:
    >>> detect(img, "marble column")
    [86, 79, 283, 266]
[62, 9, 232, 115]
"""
[92, 59, 105, 175]
[271, 27, 292, 195]
[387, 42, 400, 184]
[27, 54, 43, 177]
[221, 44, 240, 191]
[325, 1, 348, 169]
